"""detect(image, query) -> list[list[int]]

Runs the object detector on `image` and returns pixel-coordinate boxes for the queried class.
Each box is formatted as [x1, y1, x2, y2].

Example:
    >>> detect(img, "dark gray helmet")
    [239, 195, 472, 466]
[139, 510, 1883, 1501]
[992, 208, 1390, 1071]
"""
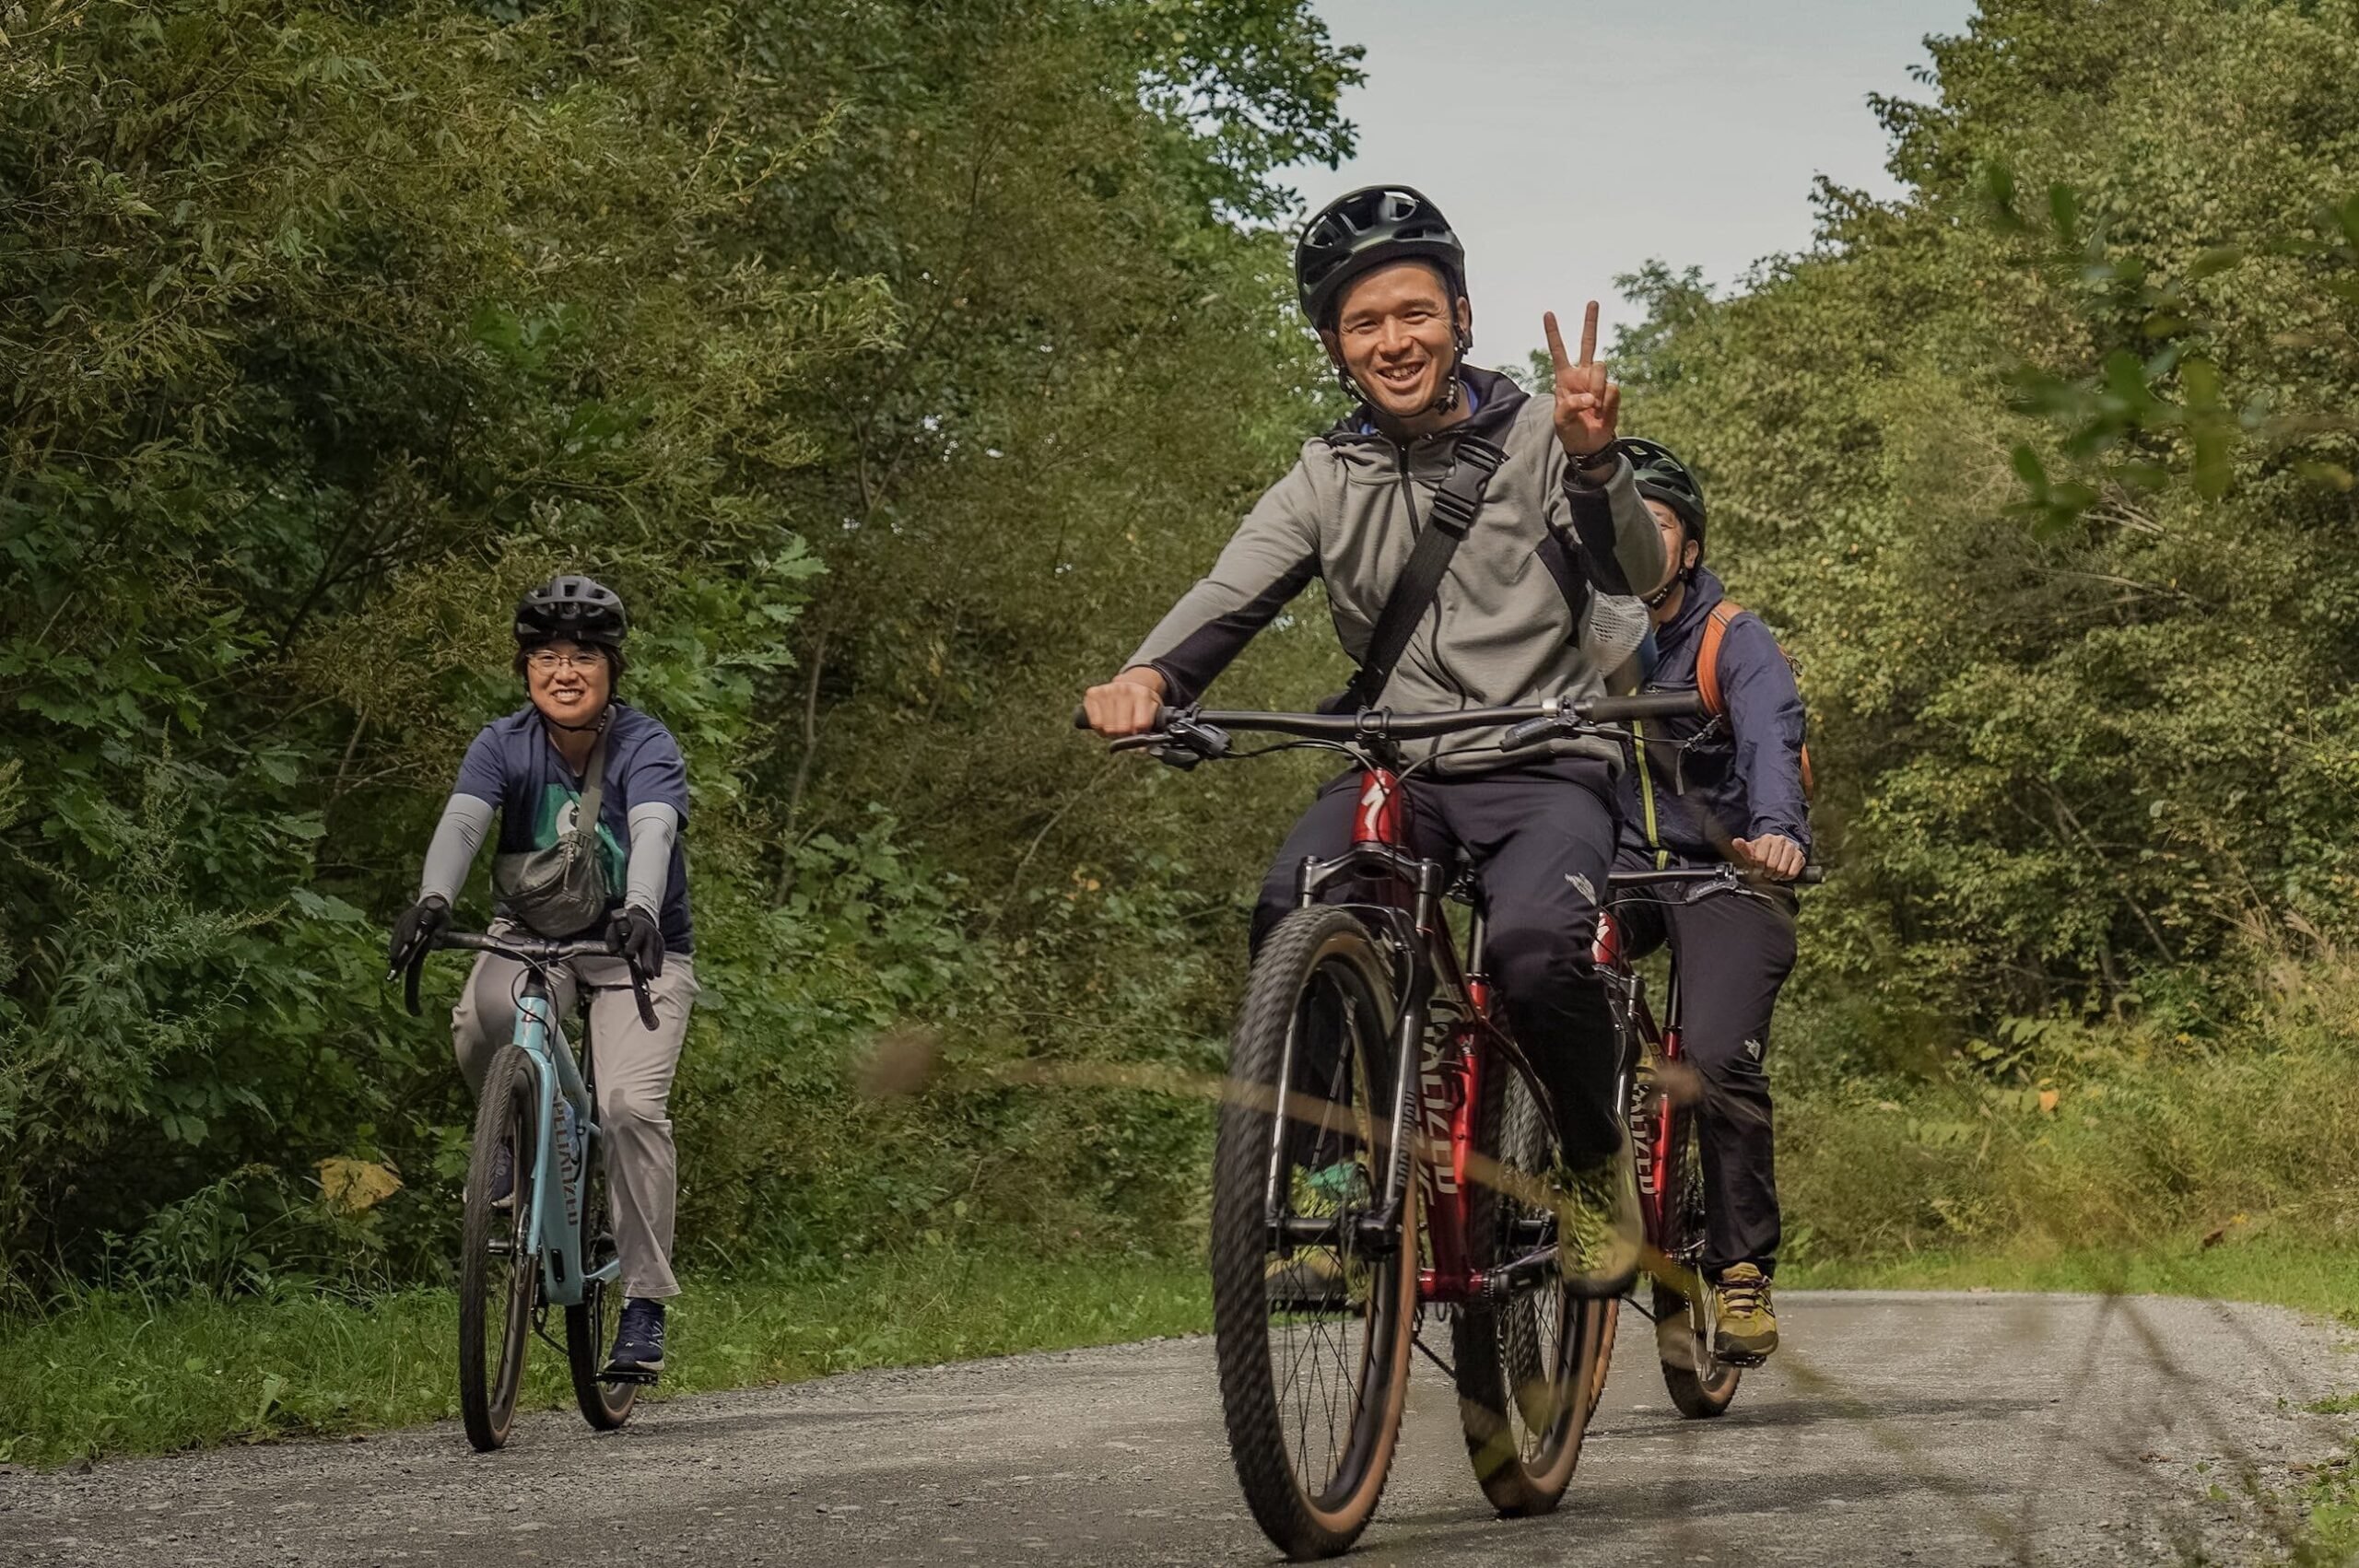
[515, 574, 628, 648]
[1614, 437, 1707, 552]
[1295, 184, 1467, 331]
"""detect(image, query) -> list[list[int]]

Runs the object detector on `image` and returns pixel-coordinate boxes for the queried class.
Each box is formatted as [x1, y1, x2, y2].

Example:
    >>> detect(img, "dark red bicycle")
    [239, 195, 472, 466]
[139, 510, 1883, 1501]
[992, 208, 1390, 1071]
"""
[1598, 860, 1820, 1418]
[1083, 691, 1701, 1561]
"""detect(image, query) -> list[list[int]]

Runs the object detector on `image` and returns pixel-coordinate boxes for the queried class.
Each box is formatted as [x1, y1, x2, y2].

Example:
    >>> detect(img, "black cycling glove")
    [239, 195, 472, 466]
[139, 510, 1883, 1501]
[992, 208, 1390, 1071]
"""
[607, 906, 665, 979]
[388, 895, 451, 976]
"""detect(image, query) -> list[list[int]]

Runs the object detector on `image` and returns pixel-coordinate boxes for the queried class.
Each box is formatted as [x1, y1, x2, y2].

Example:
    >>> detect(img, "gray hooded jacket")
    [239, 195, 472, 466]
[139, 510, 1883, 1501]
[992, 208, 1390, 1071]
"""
[1126, 366, 1665, 772]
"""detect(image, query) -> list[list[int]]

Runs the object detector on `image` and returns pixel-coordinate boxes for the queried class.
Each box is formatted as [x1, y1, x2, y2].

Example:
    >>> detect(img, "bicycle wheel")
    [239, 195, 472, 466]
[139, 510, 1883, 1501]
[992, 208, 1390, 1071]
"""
[1655, 1099, 1741, 1419]
[566, 1125, 638, 1430]
[1452, 1053, 1614, 1515]
[1212, 906, 1414, 1562]
[459, 1045, 540, 1452]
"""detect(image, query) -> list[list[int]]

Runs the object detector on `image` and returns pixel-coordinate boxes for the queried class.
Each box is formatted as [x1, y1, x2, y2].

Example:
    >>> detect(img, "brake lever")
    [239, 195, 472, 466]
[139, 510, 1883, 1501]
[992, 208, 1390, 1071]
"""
[403, 956, 424, 1018]
[630, 964, 658, 1031]
[1500, 715, 1565, 752]
[1108, 714, 1230, 769]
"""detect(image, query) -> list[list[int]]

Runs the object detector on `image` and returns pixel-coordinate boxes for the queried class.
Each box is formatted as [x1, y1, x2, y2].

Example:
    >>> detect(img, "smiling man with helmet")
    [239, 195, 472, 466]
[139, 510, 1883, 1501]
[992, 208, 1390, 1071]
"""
[1080, 186, 1667, 1293]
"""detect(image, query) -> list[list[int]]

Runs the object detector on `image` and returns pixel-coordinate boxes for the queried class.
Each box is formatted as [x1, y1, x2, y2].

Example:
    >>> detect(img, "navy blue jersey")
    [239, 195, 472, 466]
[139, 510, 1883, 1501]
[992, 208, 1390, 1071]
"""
[453, 702, 694, 952]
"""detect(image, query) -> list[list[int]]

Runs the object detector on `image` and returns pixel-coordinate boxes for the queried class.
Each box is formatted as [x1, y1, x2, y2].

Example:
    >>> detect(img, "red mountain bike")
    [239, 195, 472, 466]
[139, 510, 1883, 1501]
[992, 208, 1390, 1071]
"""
[1083, 691, 1699, 1561]
[1599, 860, 1820, 1418]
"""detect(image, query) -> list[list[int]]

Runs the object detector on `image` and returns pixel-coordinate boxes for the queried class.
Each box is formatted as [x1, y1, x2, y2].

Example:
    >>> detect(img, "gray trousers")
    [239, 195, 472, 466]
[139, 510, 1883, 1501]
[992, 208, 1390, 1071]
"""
[452, 931, 698, 1300]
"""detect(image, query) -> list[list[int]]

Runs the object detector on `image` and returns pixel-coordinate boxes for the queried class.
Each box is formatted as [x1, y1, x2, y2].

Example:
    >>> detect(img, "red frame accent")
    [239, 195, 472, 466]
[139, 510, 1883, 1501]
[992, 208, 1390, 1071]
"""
[1352, 766, 1402, 848]
[1595, 908, 1680, 1246]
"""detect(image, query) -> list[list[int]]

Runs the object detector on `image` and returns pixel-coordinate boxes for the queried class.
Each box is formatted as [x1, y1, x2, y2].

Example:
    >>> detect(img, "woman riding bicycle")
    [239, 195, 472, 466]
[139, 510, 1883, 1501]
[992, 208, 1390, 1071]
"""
[1612, 439, 1810, 1361]
[387, 574, 698, 1381]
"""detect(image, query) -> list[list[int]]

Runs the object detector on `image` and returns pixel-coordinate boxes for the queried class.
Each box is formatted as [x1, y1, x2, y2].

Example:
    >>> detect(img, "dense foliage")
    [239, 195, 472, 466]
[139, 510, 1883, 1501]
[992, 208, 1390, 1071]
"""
[1612, 0, 2359, 1068]
[17, 0, 2358, 1309]
[0, 0, 1358, 1299]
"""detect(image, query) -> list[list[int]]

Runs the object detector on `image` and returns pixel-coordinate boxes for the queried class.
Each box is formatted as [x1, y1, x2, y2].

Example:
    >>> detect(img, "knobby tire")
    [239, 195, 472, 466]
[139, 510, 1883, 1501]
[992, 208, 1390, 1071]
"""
[1212, 907, 1414, 1562]
[1656, 1096, 1741, 1418]
[1450, 1047, 1612, 1514]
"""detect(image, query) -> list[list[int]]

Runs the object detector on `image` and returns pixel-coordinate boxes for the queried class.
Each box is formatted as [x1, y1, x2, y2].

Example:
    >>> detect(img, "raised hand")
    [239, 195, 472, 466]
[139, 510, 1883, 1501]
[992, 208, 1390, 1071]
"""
[1543, 301, 1621, 462]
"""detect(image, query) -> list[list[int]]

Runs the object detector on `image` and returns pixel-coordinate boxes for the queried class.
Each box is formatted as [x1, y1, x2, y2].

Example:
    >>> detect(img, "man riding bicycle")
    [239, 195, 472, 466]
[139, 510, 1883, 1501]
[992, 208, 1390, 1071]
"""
[387, 575, 698, 1380]
[1612, 439, 1810, 1357]
[1081, 185, 1666, 1293]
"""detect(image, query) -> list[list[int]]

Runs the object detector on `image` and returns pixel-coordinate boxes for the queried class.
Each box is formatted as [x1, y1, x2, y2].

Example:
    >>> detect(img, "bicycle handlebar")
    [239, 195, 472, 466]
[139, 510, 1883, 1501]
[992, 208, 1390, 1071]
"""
[1608, 864, 1826, 891]
[1071, 690, 1708, 749]
[399, 930, 659, 1031]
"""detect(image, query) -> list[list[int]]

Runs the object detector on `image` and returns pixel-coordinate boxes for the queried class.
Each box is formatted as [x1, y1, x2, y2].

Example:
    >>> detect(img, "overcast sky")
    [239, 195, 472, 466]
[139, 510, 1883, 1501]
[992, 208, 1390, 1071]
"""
[1296, 0, 1975, 364]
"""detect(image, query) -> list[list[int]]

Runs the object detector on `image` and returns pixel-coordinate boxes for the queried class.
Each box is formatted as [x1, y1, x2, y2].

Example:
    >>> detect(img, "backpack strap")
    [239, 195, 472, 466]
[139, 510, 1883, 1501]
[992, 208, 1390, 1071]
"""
[1696, 600, 1743, 717]
[1343, 435, 1507, 712]
[1696, 599, 1815, 798]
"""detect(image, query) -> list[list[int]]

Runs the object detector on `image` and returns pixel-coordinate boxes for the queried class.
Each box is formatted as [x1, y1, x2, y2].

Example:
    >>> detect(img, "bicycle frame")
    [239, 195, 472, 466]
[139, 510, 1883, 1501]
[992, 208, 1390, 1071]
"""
[1594, 902, 1681, 1246]
[1276, 761, 1555, 1308]
[507, 970, 616, 1312]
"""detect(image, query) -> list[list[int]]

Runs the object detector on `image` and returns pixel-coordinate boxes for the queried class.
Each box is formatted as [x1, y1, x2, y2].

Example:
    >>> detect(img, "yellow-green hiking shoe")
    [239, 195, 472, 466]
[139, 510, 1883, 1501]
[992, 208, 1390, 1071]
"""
[1714, 1263, 1778, 1359]
[1549, 1149, 1642, 1297]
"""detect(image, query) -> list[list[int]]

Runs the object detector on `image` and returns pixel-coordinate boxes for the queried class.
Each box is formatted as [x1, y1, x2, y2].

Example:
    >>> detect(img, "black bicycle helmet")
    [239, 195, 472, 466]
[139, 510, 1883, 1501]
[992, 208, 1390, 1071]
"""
[515, 574, 628, 649]
[1614, 437, 1708, 549]
[1295, 184, 1467, 331]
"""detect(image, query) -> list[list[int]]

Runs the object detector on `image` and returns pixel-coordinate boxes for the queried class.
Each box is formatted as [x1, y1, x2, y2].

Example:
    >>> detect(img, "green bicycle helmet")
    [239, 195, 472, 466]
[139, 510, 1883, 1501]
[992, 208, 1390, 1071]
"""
[1614, 437, 1707, 548]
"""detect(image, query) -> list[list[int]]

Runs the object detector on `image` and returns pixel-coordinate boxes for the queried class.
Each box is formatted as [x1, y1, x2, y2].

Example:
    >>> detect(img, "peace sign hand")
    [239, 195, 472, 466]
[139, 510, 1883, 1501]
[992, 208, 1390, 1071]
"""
[1544, 302, 1621, 462]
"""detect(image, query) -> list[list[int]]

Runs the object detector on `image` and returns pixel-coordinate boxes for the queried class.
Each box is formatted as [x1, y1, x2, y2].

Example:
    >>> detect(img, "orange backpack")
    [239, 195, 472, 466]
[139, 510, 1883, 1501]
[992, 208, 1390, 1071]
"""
[1695, 599, 1815, 799]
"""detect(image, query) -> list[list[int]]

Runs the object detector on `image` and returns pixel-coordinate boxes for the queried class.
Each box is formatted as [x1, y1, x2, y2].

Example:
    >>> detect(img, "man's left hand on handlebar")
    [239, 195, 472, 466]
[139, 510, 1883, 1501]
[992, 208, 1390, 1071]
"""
[1082, 665, 1168, 738]
[1731, 834, 1806, 882]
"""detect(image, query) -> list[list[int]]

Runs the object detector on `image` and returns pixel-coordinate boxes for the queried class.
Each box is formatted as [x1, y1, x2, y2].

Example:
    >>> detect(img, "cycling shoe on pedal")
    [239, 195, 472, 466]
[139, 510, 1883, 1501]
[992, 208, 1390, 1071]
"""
[604, 1297, 666, 1378]
[1712, 1264, 1778, 1359]
[1549, 1147, 1642, 1298]
[1264, 1250, 1360, 1313]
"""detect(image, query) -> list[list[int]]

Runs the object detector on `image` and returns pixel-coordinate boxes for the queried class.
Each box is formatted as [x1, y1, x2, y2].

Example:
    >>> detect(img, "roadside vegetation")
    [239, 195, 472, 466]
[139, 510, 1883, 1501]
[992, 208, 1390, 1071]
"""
[6, 0, 2359, 1518]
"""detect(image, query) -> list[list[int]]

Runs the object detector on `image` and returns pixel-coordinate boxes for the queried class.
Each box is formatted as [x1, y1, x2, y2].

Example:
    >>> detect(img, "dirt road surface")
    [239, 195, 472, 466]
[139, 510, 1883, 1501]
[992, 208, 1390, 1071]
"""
[4, 1291, 2351, 1565]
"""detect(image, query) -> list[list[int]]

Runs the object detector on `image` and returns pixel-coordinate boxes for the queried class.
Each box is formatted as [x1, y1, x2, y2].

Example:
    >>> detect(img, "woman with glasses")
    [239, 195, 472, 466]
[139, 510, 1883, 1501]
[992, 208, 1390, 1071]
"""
[387, 574, 697, 1380]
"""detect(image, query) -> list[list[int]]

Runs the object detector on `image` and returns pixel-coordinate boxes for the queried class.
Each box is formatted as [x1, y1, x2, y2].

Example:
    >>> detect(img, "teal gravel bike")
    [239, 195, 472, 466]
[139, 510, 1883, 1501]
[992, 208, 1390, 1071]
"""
[400, 928, 659, 1452]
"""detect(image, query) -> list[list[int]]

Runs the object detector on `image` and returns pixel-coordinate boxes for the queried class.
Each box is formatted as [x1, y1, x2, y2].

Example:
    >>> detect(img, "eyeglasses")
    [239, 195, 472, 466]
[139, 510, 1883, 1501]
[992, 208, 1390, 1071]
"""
[524, 649, 608, 675]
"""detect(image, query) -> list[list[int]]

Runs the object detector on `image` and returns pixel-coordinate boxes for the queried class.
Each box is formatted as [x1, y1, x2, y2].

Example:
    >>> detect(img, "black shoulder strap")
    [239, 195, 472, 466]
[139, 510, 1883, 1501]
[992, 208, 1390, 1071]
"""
[1344, 435, 1507, 712]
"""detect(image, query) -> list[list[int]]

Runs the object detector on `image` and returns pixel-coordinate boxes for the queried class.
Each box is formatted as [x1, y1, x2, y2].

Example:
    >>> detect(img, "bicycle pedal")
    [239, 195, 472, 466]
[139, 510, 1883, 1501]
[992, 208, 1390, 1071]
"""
[1715, 1350, 1766, 1369]
[600, 1367, 660, 1386]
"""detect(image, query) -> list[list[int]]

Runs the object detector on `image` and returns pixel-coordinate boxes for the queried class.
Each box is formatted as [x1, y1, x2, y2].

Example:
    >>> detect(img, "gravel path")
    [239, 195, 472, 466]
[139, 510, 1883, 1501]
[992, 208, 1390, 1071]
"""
[4, 1291, 2351, 1565]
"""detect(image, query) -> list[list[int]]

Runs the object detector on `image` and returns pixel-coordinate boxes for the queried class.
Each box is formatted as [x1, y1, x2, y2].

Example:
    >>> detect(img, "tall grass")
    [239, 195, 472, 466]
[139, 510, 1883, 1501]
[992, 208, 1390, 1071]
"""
[1775, 955, 2359, 1271]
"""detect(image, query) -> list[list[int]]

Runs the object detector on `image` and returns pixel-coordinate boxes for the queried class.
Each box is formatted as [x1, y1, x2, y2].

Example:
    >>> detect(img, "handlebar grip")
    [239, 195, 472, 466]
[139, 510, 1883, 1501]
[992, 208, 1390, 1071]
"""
[1579, 691, 1709, 722]
[1072, 705, 1090, 731]
[1797, 865, 1827, 886]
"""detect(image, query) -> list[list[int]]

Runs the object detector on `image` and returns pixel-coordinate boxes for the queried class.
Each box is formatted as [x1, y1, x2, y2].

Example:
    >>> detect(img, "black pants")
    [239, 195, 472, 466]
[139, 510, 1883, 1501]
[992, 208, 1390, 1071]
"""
[1614, 862, 1797, 1278]
[1250, 759, 1625, 1165]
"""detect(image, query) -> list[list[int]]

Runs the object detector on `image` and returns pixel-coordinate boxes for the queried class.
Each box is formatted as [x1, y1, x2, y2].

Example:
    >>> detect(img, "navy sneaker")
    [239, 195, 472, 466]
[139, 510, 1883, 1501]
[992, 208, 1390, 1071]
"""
[605, 1297, 666, 1377]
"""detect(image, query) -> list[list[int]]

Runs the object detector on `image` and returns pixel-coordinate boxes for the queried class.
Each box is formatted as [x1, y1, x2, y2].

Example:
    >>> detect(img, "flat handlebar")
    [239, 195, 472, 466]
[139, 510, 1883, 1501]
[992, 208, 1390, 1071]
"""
[1608, 864, 1826, 890]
